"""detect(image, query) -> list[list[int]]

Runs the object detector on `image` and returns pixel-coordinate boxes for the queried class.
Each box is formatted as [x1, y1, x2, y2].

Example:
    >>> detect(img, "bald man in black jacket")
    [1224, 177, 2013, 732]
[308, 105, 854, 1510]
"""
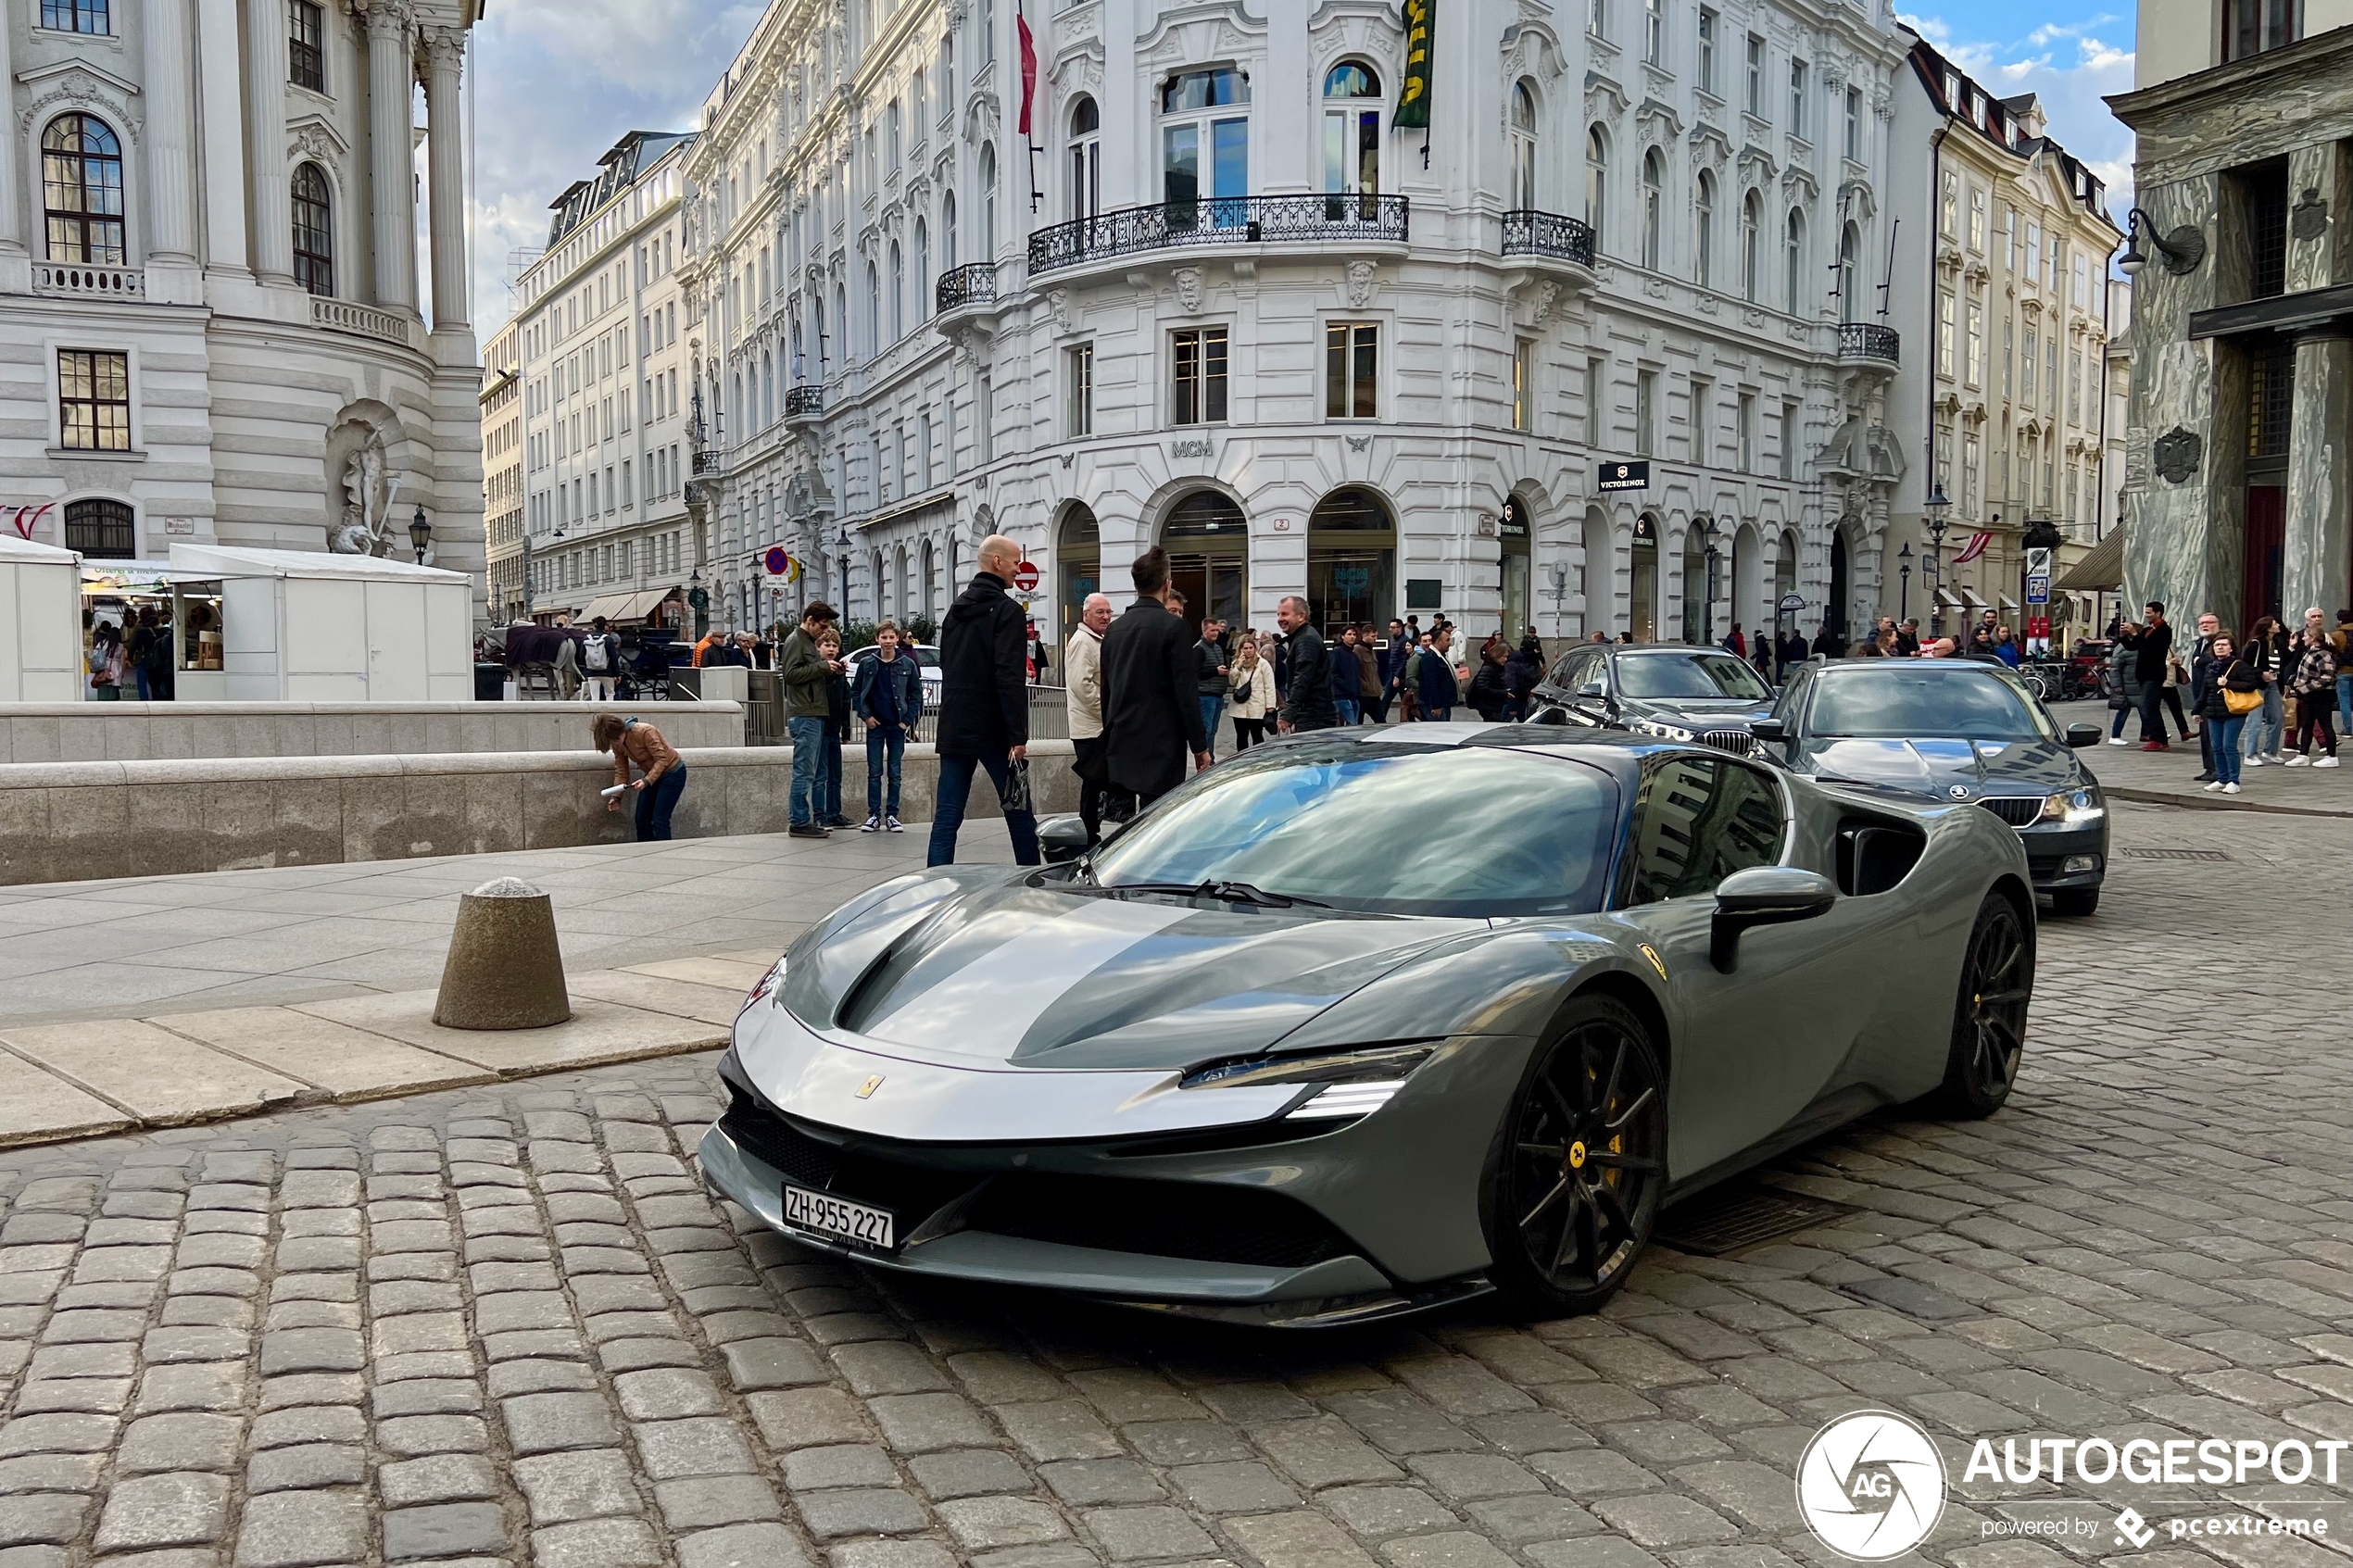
[1101, 546, 1212, 812]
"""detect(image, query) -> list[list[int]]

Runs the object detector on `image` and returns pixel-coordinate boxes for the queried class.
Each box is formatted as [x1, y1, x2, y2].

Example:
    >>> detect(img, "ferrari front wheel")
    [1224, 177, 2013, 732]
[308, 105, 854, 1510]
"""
[1935, 893, 2032, 1118]
[1485, 995, 1667, 1317]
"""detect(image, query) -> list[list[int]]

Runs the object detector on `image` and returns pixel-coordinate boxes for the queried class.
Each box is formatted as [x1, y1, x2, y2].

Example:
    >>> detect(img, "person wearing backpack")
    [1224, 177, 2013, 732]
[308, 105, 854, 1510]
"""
[581, 617, 620, 702]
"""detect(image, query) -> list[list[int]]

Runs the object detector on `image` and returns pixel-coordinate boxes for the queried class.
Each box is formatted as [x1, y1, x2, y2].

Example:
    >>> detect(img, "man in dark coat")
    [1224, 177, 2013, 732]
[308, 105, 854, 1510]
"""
[1276, 596, 1338, 733]
[926, 534, 1040, 865]
[1101, 546, 1212, 813]
[2134, 601, 2174, 751]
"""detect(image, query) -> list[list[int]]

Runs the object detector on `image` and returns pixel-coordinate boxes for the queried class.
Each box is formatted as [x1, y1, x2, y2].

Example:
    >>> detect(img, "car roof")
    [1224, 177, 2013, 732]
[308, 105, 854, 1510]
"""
[1267, 721, 1705, 768]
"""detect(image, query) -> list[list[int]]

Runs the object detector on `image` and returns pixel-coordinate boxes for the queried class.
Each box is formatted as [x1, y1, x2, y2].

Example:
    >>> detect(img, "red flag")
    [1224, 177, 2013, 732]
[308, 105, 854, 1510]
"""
[1016, 11, 1038, 138]
[1952, 530, 1993, 565]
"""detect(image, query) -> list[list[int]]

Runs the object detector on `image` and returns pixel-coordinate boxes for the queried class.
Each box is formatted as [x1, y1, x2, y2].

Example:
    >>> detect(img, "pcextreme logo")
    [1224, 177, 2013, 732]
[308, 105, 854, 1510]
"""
[1795, 1411, 1948, 1562]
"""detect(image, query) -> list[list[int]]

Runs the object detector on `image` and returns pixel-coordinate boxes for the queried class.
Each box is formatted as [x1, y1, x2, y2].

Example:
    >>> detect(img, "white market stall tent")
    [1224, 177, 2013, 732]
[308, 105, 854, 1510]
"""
[167, 544, 473, 702]
[0, 536, 83, 701]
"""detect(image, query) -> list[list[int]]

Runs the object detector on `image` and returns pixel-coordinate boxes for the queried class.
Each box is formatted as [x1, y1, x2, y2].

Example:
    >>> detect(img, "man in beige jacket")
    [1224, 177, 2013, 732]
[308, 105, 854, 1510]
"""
[1065, 593, 1113, 843]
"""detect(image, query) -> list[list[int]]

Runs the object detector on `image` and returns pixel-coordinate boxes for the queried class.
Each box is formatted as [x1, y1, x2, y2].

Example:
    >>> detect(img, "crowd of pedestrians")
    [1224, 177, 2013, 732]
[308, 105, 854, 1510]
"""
[2102, 599, 2346, 787]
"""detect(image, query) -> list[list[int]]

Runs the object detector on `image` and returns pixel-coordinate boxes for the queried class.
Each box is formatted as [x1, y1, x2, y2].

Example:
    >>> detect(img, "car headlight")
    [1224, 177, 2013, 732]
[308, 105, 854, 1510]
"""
[740, 956, 787, 1014]
[2037, 787, 2105, 828]
[1630, 718, 1695, 742]
[1179, 1043, 1435, 1121]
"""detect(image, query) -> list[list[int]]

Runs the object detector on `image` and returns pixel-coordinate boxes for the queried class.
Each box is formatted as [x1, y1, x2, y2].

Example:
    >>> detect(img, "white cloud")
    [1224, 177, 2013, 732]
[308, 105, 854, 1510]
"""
[1897, 10, 2138, 218]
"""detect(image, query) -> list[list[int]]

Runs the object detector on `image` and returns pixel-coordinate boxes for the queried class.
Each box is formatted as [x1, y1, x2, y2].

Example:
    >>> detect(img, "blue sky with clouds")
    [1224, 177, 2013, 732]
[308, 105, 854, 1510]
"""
[467, 1, 2139, 340]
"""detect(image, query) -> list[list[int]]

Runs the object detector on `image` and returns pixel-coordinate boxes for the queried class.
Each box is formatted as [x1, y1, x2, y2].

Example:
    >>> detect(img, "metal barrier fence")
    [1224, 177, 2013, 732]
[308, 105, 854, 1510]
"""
[734, 679, 1075, 746]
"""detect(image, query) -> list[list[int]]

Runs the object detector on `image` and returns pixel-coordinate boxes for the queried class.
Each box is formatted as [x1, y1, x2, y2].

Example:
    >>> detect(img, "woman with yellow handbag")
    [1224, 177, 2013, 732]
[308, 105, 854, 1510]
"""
[2205, 633, 2264, 794]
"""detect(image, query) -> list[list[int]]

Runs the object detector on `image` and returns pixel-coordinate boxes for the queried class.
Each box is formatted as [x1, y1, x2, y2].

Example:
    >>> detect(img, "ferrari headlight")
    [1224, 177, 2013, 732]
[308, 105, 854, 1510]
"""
[2036, 787, 2105, 828]
[740, 956, 787, 1014]
[1630, 718, 1696, 742]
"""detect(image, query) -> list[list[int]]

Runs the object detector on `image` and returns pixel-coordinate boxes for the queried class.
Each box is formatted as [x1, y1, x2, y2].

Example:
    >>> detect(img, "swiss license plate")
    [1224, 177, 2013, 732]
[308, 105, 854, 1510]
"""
[782, 1184, 896, 1251]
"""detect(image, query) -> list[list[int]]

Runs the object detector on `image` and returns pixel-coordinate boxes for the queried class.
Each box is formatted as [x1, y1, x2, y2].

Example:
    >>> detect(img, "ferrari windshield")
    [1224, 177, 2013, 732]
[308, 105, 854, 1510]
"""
[1087, 742, 1619, 915]
[1616, 651, 1771, 701]
[1808, 668, 2055, 741]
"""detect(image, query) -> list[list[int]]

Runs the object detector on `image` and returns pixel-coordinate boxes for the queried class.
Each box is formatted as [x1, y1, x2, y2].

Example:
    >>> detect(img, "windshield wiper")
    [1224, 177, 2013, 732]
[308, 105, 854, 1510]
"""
[1104, 879, 1331, 909]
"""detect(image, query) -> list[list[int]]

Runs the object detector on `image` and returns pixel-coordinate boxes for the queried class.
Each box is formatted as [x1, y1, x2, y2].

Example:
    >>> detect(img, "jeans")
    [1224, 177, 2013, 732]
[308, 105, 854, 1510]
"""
[2246, 684, 2284, 756]
[2138, 682, 2169, 743]
[1335, 697, 1359, 726]
[135, 666, 159, 701]
[635, 765, 686, 840]
[2213, 717, 2246, 785]
[2109, 696, 2132, 739]
[820, 735, 845, 822]
[865, 724, 906, 819]
[1368, 689, 1392, 723]
[927, 752, 1042, 867]
[787, 715, 826, 825]
[2337, 671, 2352, 740]
[1198, 696, 1225, 753]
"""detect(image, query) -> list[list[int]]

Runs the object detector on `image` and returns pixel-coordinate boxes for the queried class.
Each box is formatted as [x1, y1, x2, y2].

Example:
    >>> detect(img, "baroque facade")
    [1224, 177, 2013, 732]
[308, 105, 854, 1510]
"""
[673, 0, 1917, 653]
[502, 131, 700, 629]
[2110, 5, 2353, 629]
[1884, 35, 2120, 638]
[0, 0, 481, 574]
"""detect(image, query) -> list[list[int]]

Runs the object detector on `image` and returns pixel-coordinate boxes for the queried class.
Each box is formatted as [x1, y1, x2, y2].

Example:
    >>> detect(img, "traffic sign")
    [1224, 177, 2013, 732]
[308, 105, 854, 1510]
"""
[2025, 574, 2050, 605]
[1012, 559, 1041, 593]
[763, 546, 789, 576]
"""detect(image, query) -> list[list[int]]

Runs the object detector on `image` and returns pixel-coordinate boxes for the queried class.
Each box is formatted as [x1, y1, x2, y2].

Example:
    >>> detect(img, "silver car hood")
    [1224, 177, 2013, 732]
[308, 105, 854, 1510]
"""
[783, 876, 1478, 1073]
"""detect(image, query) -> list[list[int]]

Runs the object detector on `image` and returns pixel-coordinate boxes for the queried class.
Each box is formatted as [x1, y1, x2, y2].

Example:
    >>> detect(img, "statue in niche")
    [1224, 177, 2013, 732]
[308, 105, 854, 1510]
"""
[329, 429, 403, 555]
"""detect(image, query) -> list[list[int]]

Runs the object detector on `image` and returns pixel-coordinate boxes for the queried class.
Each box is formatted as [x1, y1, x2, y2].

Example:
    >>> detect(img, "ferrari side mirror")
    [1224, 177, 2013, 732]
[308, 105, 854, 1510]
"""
[1709, 867, 1836, 973]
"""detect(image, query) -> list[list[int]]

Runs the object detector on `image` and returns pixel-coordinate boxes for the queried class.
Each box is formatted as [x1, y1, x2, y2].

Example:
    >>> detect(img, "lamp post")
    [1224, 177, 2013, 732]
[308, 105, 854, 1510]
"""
[1922, 481, 1952, 636]
[1701, 520, 1722, 646]
[409, 506, 432, 565]
[1898, 543, 1913, 623]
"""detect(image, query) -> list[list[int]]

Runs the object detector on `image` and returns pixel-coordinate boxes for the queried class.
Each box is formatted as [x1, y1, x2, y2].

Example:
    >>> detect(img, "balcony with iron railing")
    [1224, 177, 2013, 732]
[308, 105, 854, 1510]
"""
[1836, 322, 1901, 363]
[1028, 193, 1410, 278]
[784, 384, 824, 421]
[692, 448, 725, 477]
[1499, 209, 1597, 270]
[935, 263, 996, 312]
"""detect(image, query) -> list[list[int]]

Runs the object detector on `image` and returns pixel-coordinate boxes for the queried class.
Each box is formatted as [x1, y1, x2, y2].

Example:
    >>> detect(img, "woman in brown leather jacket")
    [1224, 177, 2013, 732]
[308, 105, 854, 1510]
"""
[590, 715, 686, 840]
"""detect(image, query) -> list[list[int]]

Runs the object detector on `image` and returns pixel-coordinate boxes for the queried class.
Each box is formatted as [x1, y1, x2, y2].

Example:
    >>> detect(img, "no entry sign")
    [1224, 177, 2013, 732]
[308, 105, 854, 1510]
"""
[1013, 559, 1041, 592]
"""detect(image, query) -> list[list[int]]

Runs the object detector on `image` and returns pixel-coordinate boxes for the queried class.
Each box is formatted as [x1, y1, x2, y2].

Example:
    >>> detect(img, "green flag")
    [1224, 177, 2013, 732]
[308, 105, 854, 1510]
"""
[1397, 0, 1434, 130]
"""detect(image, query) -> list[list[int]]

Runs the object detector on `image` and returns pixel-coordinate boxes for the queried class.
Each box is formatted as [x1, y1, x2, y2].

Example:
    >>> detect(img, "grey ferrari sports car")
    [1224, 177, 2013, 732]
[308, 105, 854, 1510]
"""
[701, 727, 2036, 1326]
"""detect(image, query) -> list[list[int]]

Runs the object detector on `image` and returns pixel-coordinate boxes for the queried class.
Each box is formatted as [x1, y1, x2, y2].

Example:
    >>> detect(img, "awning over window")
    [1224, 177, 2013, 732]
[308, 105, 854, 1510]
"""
[2054, 528, 2124, 591]
[578, 593, 635, 624]
[1959, 588, 1991, 611]
[1933, 587, 1964, 610]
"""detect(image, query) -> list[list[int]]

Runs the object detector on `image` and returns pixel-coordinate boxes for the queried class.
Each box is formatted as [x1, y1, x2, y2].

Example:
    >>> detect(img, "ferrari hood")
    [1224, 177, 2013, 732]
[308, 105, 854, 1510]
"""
[789, 879, 1476, 1072]
[1798, 736, 2081, 796]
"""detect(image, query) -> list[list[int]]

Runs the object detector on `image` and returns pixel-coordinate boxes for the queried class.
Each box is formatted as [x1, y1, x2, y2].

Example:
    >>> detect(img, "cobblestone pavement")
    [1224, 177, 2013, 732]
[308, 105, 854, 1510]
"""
[0, 803, 2346, 1568]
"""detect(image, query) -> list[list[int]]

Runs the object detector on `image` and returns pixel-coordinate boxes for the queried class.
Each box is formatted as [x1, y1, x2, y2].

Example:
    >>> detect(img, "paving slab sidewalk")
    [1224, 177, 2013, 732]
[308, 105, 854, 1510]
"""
[0, 948, 783, 1149]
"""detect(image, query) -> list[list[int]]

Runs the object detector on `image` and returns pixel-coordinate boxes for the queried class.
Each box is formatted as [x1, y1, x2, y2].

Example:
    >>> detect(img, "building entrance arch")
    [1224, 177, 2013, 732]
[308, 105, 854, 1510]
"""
[1057, 502, 1100, 639]
[1307, 486, 1394, 636]
[1160, 490, 1247, 638]
[1630, 514, 1660, 642]
[1731, 521, 1763, 637]
[1500, 495, 1533, 643]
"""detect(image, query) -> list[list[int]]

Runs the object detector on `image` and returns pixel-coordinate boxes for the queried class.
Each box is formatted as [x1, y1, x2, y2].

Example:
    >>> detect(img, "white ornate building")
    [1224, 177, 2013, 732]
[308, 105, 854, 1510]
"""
[678, 0, 1915, 652]
[0, 0, 481, 575]
[498, 131, 699, 628]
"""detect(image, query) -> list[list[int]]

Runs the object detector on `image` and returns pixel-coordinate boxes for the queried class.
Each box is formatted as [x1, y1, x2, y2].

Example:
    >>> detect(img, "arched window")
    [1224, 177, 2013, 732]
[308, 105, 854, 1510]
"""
[1066, 95, 1101, 221]
[761, 353, 774, 429]
[941, 192, 958, 270]
[864, 261, 880, 358]
[65, 498, 133, 559]
[1583, 128, 1607, 252]
[1509, 83, 1539, 209]
[888, 241, 904, 342]
[42, 114, 124, 264]
[1640, 147, 1664, 270]
[1160, 67, 1250, 211]
[1741, 190, 1762, 303]
[1837, 221, 1860, 322]
[1783, 207, 1806, 316]
[291, 163, 333, 295]
[912, 219, 929, 320]
[1323, 63, 1381, 197]
[1694, 169, 1715, 289]
[978, 144, 998, 258]
[832, 284, 848, 366]
[921, 539, 937, 619]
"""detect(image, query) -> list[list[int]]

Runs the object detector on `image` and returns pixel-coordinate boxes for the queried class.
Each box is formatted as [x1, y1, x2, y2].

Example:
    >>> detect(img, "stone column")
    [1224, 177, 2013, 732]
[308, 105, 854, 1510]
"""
[2282, 334, 2351, 620]
[423, 28, 468, 332]
[367, 0, 419, 311]
[145, 0, 198, 262]
[0, 9, 19, 263]
[245, 0, 296, 285]
[195, 0, 247, 270]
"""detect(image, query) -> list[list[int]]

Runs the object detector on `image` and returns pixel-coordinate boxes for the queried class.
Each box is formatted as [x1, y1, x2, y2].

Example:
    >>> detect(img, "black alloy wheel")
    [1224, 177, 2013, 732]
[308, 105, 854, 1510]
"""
[1936, 893, 2032, 1117]
[1485, 995, 1667, 1315]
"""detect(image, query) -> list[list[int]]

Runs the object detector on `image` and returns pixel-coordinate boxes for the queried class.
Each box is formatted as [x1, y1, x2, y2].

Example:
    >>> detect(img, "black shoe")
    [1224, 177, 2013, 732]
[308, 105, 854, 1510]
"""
[824, 816, 856, 828]
[787, 823, 829, 839]
[2193, 772, 2216, 783]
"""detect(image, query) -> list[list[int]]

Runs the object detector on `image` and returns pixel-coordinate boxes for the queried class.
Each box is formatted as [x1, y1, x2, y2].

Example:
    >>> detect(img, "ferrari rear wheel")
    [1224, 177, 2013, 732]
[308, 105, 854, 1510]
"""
[1936, 893, 2032, 1118]
[1486, 995, 1666, 1316]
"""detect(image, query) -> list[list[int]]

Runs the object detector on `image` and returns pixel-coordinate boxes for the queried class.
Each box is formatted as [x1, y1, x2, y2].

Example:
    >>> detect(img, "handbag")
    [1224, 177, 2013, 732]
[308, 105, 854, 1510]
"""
[1002, 758, 1034, 815]
[2224, 686, 2263, 716]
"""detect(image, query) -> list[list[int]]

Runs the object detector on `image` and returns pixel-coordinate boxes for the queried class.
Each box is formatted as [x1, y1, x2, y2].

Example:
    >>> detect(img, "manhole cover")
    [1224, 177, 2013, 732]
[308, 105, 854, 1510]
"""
[2117, 847, 2232, 861]
[1655, 1185, 1853, 1257]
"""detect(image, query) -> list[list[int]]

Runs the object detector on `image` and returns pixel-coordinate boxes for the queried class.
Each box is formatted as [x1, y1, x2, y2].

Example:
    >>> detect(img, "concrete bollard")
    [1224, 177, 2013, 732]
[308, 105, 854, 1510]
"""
[433, 877, 573, 1030]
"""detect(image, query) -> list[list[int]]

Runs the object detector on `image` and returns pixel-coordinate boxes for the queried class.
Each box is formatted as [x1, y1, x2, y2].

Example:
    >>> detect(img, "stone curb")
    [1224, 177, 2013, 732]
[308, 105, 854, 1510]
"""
[2106, 784, 2353, 819]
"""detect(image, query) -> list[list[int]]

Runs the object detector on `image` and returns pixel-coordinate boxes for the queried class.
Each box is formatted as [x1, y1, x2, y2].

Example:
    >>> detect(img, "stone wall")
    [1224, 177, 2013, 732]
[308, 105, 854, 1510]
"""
[0, 703, 748, 765]
[0, 743, 1079, 886]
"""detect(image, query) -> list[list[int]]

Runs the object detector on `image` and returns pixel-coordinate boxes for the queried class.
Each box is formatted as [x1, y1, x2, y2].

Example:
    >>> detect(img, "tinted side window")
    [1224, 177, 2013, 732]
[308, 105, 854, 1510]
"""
[1547, 650, 1591, 688]
[1621, 757, 1787, 905]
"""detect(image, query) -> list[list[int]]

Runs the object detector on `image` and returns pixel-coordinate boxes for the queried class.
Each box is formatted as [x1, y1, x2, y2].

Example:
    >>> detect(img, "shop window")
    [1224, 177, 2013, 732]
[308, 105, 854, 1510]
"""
[58, 349, 131, 452]
[66, 498, 133, 558]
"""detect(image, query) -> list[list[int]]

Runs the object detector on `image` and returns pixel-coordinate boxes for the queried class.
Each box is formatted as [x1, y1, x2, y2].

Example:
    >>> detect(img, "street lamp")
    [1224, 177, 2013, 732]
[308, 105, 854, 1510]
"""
[1922, 481, 1952, 635]
[1701, 519, 1722, 646]
[1897, 543, 1912, 623]
[2117, 207, 2206, 279]
[409, 506, 432, 565]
